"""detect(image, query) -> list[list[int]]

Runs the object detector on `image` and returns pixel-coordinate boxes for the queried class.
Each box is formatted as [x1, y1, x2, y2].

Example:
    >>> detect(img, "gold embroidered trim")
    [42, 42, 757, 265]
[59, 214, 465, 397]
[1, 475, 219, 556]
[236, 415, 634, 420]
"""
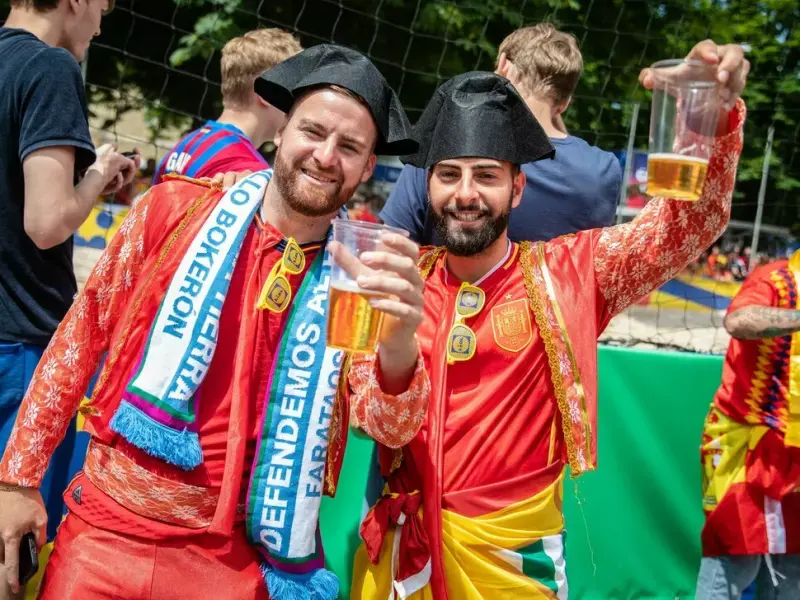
[83, 187, 217, 416]
[408, 247, 441, 474]
[519, 241, 580, 476]
[325, 352, 353, 495]
[390, 448, 404, 474]
[536, 243, 593, 470]
[418, 247, 445, 280]
[162, 173, 220, 189]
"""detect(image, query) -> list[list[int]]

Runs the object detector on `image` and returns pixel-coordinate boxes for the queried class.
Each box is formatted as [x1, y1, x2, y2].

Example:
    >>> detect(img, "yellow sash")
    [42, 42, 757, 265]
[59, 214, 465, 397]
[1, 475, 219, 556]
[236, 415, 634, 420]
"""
[352, 472, 566, 599]
[701, 407, 768, 512]
[786, 249, 800, 446]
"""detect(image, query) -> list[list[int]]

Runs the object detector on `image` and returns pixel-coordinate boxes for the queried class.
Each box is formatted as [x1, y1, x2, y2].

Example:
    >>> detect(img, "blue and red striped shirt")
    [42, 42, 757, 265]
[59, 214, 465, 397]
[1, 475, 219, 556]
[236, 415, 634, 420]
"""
[153, 121, 268, 184]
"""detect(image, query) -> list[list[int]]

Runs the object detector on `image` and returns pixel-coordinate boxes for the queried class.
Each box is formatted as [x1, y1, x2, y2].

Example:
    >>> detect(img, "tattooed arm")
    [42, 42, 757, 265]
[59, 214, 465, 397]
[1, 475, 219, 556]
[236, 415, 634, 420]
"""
[724, 306, 800, 340]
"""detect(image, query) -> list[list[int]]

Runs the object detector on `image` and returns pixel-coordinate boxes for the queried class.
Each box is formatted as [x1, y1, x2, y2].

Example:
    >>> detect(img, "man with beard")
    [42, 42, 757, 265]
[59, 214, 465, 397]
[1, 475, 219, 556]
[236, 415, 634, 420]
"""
[0, 45, 430, 600]
[379, 23, 621, 246]
[352, 38, 749, 599]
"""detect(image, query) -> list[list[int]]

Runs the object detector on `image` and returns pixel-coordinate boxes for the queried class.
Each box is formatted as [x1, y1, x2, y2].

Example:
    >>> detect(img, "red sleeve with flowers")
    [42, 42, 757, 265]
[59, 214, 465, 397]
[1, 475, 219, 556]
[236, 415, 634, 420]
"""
[0, 195, 153, 487]
[594, 100, 746, 323]
[348, 348, 430, 449]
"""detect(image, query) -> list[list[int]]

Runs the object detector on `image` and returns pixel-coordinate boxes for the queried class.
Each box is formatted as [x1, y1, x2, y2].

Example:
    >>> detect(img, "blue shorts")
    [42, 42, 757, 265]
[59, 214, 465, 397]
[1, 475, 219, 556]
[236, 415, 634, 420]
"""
[0, 341, 90, 541]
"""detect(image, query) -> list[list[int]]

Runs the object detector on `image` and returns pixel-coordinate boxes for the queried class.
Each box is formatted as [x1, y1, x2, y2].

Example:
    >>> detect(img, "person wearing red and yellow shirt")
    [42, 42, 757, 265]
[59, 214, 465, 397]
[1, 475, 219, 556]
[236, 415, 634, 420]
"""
[697, 251, 800, 598]
[352, 39, 749, 600]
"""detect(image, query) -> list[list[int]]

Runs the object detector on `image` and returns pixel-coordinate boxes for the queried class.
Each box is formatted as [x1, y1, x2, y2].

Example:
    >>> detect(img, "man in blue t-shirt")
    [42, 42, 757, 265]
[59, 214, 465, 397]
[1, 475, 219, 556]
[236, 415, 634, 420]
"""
[0, 1, 137, 589]
[381, 23, 622, 244]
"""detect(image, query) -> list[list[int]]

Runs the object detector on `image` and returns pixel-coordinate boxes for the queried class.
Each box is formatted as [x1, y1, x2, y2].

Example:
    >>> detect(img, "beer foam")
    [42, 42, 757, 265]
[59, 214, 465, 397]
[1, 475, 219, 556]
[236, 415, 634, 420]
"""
[329, 280, 385, 296]
[647, 153, 709, 165]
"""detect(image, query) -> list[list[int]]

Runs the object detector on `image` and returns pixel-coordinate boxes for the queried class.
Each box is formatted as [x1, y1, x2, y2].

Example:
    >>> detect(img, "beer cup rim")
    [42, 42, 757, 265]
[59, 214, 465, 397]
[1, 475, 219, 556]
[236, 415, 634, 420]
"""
[650, 58, 718, 88]
[332, 218, 410, 237]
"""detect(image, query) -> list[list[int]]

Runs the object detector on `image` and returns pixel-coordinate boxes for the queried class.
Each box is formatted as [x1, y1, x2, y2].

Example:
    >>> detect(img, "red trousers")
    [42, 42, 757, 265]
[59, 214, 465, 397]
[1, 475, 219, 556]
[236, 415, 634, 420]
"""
[37, 512, 269, 599]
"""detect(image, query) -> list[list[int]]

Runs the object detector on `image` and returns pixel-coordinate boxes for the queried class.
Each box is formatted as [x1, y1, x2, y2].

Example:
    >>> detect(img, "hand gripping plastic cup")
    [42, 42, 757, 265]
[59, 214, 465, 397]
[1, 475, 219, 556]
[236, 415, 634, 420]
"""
[326, 220, 409, 354]
[647, 58, 722, 201]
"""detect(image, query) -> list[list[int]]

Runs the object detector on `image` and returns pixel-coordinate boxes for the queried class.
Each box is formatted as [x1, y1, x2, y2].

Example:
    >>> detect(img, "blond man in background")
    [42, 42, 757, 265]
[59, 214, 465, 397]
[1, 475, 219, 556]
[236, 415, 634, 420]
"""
[380, 23, 622, 244]
[153, 27, 302, 183]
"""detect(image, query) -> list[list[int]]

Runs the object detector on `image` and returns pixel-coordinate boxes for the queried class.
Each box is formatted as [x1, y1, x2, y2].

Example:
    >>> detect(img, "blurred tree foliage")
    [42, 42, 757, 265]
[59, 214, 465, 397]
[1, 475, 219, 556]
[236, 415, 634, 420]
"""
[1, 0, 798, 225]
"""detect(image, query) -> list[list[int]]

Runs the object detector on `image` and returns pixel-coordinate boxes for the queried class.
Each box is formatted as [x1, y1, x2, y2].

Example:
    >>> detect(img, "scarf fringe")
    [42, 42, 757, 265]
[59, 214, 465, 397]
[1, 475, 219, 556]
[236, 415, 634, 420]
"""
[110, 400, 202, 470]
[261, 563, 339, 600]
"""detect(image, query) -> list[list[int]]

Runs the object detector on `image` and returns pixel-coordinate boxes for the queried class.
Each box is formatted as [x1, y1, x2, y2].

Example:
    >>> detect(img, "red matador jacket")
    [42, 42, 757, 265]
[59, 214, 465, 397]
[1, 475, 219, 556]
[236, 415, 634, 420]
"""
[0, 175, 430, 538]
[355, 100, 747, 600]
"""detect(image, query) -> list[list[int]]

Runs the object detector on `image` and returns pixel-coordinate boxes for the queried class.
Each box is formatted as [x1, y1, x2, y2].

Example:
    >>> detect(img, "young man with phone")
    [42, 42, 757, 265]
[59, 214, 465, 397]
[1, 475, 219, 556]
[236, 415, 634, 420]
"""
[0, 4, 138, 595]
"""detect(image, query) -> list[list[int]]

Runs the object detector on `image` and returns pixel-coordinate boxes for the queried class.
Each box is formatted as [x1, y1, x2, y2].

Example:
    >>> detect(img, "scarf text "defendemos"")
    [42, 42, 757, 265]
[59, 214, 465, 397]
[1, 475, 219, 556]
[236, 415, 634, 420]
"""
[259, 260, 342, 556]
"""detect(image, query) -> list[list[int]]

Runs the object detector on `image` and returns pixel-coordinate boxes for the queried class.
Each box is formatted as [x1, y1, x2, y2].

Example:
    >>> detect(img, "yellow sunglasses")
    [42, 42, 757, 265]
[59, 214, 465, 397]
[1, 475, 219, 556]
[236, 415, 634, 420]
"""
[256, 238, 305, 313]
[446, 282, 485, 364]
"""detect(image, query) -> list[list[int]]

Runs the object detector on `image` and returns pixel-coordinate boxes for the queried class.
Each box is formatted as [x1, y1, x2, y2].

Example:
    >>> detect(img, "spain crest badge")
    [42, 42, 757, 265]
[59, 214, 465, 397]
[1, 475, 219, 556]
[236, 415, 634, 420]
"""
[490, 299, 532, 352]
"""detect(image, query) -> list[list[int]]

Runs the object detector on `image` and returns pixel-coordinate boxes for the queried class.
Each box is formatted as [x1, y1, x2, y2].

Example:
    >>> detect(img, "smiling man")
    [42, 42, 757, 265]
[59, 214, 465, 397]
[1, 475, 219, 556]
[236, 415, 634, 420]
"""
[0, 44, 430, 600]
[352, 40, 749, 599]
[379, 23, 621, 246]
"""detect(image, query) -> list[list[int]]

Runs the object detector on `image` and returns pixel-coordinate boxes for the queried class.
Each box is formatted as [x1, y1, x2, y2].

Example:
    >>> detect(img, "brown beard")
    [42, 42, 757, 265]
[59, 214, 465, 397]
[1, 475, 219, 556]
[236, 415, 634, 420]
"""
[429, 193, 513, 257]
[273, 149, 358, 217]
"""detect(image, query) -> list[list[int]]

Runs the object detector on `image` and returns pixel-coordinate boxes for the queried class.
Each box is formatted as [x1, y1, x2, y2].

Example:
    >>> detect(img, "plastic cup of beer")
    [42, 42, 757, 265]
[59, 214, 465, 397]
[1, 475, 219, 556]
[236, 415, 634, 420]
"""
[327, 220, 409, 354]
[647, 59, 721, 201]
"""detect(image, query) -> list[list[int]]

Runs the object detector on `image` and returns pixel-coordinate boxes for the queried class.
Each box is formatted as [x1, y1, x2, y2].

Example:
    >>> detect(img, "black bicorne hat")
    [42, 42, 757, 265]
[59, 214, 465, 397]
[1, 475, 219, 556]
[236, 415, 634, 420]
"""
[255, 44, 418, 156]
[402, 71, 555, 168]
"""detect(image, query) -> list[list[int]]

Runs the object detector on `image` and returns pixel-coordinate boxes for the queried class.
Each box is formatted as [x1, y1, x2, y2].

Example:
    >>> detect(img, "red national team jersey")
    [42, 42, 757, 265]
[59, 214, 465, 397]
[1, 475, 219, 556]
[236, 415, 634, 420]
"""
[153, 121, 268, 184]
[713, 259, 795, 430]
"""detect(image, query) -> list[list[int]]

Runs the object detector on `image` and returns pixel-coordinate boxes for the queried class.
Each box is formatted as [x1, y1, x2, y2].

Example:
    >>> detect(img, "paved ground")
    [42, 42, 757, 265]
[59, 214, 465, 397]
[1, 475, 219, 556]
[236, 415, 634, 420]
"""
[75, 247, 731, 355]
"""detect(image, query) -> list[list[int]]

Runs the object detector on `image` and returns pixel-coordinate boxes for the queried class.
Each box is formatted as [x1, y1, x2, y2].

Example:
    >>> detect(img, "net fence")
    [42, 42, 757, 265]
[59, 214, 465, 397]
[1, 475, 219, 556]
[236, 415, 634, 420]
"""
[5, 0, 798, 354]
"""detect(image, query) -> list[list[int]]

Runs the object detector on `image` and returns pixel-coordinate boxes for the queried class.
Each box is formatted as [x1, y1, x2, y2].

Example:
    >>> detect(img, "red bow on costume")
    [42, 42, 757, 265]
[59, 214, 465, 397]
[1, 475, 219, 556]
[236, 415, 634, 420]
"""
[360, 491, 431, 589]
